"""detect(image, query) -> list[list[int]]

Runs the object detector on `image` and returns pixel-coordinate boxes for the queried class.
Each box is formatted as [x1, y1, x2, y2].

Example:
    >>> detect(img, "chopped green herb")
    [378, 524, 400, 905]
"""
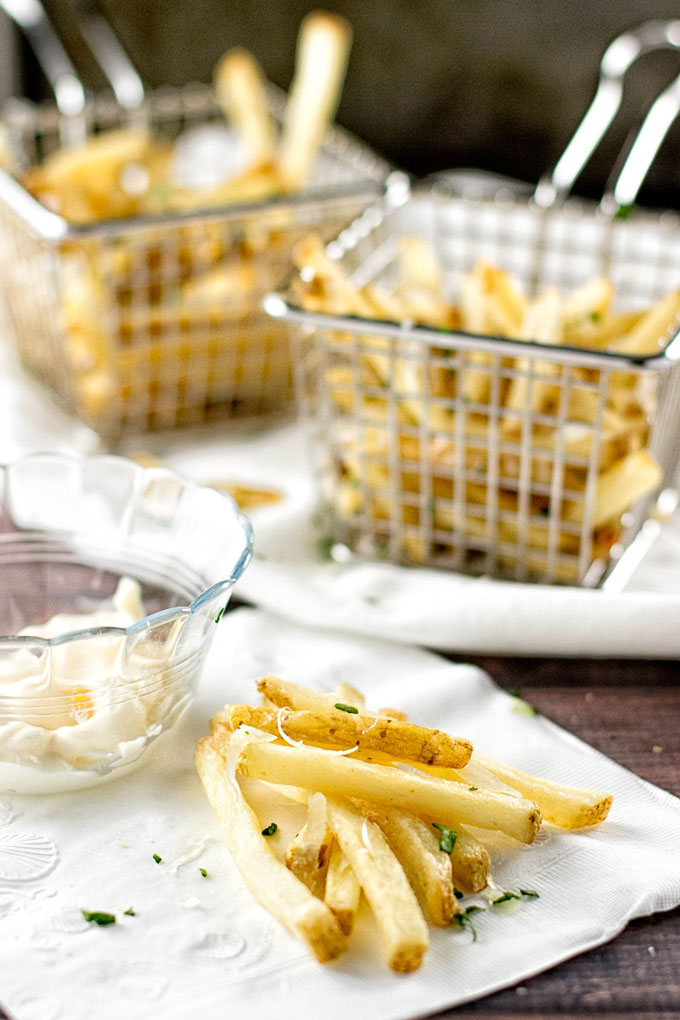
[465, 904, 484, 915]
[364, 595, 379, 606]
[453, 906, 482, 940]
[123, 907, 136, 916]
[512, 698, 539, 717]
[153, 853, 162, 864]
[432, 823, 458, 854]
[428, 497, 437, 518]
[538, 504, 550, 517]
[334, 703, 359, 714]
[509, 688, 522, 698]
[316, 535, 335, 561]
[82, 910, 116, 926]
[614, 203, 634, 220]
[590, 310, 602, 324]
[261, 823, 278, 837]
[214, 606, 225, 624]
[468, 786, 478, 791]
[492, 891, 521, 906]
[520, 888, 540, 899]
[454, 888, 464, 899]
[199, 868, 208, 878]
[374, 540, 390, 559]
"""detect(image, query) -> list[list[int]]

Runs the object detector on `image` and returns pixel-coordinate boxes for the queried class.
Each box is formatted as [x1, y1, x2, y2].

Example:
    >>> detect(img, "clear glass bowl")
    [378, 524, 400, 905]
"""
[0, 452, 253, 793]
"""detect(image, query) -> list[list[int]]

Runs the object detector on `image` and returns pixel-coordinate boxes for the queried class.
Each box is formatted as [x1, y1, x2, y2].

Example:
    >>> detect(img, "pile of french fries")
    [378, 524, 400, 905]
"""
[22, 12, 352, 221]
[12, 13, 362, 431]
[292, 235, 678, 581]
[196, 677, 612, 972]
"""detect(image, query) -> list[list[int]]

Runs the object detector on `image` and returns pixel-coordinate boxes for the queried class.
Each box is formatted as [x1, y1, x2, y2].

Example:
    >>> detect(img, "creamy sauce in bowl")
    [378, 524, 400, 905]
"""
[0, 578, 193, 793]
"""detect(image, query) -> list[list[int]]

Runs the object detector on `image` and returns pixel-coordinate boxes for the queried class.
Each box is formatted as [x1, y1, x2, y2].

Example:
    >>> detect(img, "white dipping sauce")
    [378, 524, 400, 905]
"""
[0, 579, 186, 793]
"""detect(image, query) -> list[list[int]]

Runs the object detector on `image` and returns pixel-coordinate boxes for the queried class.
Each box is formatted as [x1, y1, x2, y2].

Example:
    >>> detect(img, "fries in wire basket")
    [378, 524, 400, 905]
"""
[21, 12, 352, 222]
[196, 677, 612, 972]
[288, 232, 679, 583]
[0, 13, 389, 436]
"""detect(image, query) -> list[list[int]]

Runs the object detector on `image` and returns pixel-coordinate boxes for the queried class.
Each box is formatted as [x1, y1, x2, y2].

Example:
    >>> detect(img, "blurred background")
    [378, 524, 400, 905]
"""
[3, 0, 680, 205]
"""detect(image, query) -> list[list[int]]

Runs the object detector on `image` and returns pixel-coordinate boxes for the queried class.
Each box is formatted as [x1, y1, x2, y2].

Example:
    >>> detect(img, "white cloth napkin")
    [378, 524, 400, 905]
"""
[238, 557, 680, 657]
[2, 608, 679, 1020]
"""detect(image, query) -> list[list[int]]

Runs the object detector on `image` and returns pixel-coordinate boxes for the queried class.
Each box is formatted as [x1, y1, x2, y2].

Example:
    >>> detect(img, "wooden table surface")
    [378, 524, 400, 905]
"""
[429, 655, 680, 1020]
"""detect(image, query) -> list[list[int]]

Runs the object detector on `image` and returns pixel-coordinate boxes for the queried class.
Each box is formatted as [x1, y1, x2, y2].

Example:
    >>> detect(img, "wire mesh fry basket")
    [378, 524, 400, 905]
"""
[0, 84, 392, 441]
[267, 21, 680, 587]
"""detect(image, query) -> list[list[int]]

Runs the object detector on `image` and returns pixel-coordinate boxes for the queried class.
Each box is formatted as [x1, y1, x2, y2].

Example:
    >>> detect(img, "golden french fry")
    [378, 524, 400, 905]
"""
[570, 449, 662, 529]
[245, 688, 473, 767]
[236, 739, 542, 844]
[214, 48, 277, 165]
[459, 270, 493, 404]
[278, 12, 352, 190]
[325, 796, 429, 973]
[564, 308, 644, 349]
[195, 738, 347, 962]
[364, 805, 458, 926]
[324, 840, 361, 935]
[205, 481, 283, 511]
[335, 683, 366, 713]
[472, 751, 612, 829]
[502, 286, 562, 429]
[212, 703, 472, 769]
[448, 824, 490, 893]
[609, 289, 680, 355]
[257, 675, 356, 713]
[285, 791, 333, 897]
[560, 276, 613, 330]
[24, 128, 152, 222]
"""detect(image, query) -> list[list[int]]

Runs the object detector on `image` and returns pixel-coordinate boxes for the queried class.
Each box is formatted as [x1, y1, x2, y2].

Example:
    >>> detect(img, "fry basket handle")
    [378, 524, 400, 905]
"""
[534, 19, 680, 210]
[0, 0, 85, 118]
[76, 6, 145, 111]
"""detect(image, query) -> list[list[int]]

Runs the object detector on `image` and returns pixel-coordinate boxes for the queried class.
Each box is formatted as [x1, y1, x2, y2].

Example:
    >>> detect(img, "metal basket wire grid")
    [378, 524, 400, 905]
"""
[267, 187, 680, 587]
[0, 84, 392, 441]
[265, 20, 680, 587]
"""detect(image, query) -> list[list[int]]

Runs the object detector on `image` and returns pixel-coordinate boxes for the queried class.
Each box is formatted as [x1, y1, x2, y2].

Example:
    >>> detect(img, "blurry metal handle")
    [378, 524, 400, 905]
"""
[534, 19, 680, 209]
[78, 11, 144, 110]
[0, 0, 85, 116]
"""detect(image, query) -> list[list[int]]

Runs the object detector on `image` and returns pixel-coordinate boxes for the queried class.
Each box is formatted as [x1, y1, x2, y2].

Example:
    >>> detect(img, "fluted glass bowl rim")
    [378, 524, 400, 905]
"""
[0, 451, 254, 649]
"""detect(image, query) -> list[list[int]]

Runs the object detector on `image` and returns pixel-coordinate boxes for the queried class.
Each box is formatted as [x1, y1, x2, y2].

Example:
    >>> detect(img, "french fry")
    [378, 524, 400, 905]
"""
[324, 840, 361, 935]
[285, 791, 333, 897]
[564, 308, 644, 350]
[197, 678, 613, 972]
[592, 449, 662, 528]
[472, 751, 613, 829]
[214, 48, 277, 165]
[278, 12, 352, 190]
[560, 276, 613, 331]
[325, 796, 429, 973]
[502, 286, 562, 429]
[559, 449, 663, 529]
[195, 738, 347, 962]
[335, 682, 366, 713]
[364, 805, 458, 926]
[609, 289, 680, 355]
[257, 675, 357, 713]
[235, 739, 542, 844]
[212, 704, 472, 769]
[247, 686, 473, 766]
[448, 824, 490, 894]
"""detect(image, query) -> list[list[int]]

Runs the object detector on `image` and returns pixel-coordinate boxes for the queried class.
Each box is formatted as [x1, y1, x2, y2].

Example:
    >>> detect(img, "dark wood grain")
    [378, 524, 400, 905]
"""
[425, 653, 680, 1019]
